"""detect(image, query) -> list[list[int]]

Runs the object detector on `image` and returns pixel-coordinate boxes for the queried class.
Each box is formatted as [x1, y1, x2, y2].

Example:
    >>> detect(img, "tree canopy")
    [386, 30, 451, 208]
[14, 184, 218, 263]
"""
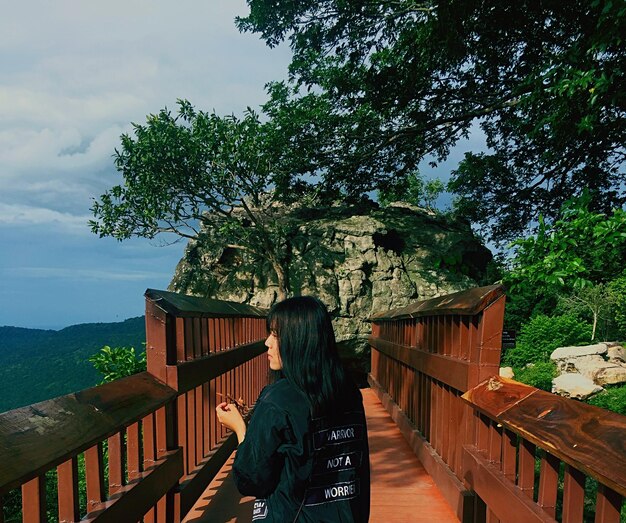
[239, 0, 626, 241]
[90, 101, 296, 298]
[503, 193, 626, 330]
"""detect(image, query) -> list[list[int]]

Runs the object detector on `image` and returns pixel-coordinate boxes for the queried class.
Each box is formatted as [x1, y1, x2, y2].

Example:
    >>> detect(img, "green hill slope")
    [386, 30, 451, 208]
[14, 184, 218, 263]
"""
[0, 317, 145, 413]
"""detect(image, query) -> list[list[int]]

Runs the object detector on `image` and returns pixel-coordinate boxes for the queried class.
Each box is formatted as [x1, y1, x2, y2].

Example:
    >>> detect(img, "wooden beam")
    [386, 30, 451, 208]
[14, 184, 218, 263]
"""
[165, 341, 267, 393]
[369, 337, 470, 391]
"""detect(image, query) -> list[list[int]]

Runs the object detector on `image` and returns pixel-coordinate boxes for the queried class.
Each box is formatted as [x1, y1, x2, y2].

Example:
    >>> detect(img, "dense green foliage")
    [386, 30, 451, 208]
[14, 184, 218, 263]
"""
[504, 195, 626, 334]
[587, 385, 626, 416]
[239, 0, 626, 241]
[504, 314, 592, 368]
[609, 274, 626, 337]
[0, 317, 145, 413]
[513, 362, 559, 392]
[508, 194, 626, 292]
[89, 345, 146, 383]
[502, 196, 626, 418]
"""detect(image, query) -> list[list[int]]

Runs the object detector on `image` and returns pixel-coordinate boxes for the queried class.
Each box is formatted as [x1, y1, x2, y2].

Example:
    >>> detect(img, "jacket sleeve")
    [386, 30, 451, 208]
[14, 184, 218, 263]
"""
[232, 399, 291, 497]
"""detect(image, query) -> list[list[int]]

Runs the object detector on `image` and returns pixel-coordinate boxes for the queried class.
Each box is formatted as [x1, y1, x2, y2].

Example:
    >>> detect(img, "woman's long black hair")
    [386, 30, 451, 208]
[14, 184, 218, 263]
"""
[267, 296, 358, 417]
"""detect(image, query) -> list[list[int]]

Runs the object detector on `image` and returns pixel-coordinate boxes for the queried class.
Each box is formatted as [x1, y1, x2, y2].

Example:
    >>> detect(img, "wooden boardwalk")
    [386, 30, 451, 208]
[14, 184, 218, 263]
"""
[183, 388, 459, 523]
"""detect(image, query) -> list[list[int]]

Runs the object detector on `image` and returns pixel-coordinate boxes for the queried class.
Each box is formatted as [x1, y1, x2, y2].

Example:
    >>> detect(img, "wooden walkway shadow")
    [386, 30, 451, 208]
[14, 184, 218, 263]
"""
[183, 388, 459, 523]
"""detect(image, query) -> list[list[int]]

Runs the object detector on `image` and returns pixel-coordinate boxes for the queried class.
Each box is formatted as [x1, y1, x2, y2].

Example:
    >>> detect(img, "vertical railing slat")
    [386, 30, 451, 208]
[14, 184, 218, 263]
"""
[562, 465, 586, 523]
[142, 413, 156, 523]
[193, 317, 201, 359]
[22, 475, 46, 523]
[537, 453, 560, 518]
[108, 431, 125, 496]
[186, 390, 197, 473]
[85, 443, 105, 513]
[127, 422, 141, 483]
[488, 419, 502, 464]
[441, 384, 451, 465]
[58, 456, 80, 522]
[176, 317, 186, 362]
[501, 429, 516, 482]
[518, 439, 536, 499]
[177, 394, 188, 476]
[595, 484, 622, 523]
[195, 385, 204, 464]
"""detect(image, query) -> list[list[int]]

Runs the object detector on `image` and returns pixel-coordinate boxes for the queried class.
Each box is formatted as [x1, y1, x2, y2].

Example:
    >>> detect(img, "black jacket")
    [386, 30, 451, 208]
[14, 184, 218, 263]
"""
[233, 378, 370, 522]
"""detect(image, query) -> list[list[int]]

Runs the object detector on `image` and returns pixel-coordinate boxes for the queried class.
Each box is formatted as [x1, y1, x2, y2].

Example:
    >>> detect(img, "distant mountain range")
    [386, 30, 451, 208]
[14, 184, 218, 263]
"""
[0, 317, 145, 413]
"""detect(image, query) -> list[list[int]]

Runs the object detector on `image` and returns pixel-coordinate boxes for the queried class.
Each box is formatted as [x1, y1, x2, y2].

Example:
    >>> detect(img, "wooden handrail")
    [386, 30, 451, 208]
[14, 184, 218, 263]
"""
[462, 376, 626, 497]
[462, 376, 626, 522]
[0, 289, 269, 523]
[370, 284, 505, 320]
[0, 372, 176, 495]
[145, 288, 266, 318]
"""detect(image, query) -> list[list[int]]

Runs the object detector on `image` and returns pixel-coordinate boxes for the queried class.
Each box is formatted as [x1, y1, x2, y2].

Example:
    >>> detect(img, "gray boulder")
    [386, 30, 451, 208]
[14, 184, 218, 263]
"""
[552, 373, 604, 400]
[550, 343, 608, 360]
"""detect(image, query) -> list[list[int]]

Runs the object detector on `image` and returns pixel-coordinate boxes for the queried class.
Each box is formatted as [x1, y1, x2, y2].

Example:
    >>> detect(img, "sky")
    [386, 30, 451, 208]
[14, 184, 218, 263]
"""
[0, 1, 292, 329]
[0, 1, 488, 331]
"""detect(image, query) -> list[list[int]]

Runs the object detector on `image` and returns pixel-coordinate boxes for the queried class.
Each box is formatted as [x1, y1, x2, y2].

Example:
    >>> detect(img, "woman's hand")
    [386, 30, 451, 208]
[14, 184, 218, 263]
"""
[216, 402, 247, 443]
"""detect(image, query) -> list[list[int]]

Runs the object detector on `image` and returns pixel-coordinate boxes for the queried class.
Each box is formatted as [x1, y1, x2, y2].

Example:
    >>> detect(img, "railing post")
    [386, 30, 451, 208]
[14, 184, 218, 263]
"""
[143, 289, 269, 520]
[145, 298, 181, 523]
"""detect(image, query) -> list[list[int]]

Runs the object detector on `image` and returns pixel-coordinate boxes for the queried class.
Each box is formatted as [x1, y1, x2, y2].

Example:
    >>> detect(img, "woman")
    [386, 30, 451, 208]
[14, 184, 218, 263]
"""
[217, 296, 370, 522]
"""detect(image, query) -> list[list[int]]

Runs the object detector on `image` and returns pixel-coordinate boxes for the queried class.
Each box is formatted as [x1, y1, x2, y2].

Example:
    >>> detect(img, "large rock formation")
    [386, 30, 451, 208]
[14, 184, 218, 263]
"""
[170, 202, 492, 380]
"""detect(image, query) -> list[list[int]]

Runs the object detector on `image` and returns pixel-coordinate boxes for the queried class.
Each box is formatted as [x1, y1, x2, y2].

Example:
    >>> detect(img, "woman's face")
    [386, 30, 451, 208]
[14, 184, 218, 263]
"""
[265, 330, 283, 370]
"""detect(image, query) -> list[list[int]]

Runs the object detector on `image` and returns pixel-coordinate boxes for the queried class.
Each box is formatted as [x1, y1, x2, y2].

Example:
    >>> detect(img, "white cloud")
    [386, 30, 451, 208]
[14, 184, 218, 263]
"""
[0, 0, 292, 327]
[0, 203, 91, 232]
[2, 266, 171, 282]
[0, 0, 291, 220]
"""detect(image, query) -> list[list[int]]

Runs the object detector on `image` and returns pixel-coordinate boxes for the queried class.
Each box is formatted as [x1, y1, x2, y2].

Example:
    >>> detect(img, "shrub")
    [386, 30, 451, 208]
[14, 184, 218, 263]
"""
[587, 385, 626, 416]
[514, 361, 558, 392]
[89, 345, 146, 384]
[504, 314, 592, 367]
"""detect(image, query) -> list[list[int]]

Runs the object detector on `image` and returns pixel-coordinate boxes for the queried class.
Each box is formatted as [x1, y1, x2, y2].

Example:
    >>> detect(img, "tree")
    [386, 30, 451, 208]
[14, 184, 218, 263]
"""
[559, 284, 616, 340]
[378, 171, 444, 211]
[608, 273, 626, 339]
[507, 193, 626, 291]
[238, 0, 626, 241]
[504, 193, 626, 326]
[91, 101, 295, 299]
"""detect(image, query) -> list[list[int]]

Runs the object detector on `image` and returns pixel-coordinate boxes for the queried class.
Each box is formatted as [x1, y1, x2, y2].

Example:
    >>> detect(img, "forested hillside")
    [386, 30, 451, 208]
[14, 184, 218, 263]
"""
[0, 317, 145, 413]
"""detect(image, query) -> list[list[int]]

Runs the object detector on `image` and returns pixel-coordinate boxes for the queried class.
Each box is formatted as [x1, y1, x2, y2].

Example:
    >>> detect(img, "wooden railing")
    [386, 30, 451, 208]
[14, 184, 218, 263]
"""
[463, 376, 625, 523]
[0, 289, 269, 522]
[368, 284, 626, 523]
[3, 285, 624, 523]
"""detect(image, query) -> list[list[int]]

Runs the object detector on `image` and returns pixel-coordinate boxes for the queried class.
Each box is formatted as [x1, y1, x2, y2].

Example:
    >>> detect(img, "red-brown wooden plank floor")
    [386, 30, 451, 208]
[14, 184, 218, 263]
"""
[182, 388, 459, 523]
